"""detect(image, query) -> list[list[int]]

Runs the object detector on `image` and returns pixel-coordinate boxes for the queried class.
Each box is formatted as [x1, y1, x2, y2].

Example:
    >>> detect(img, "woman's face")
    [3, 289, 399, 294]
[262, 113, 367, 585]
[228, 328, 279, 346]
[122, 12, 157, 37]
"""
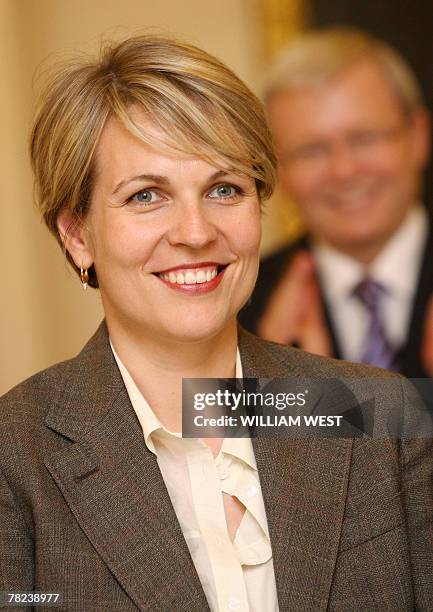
[64, 112, 261, 344]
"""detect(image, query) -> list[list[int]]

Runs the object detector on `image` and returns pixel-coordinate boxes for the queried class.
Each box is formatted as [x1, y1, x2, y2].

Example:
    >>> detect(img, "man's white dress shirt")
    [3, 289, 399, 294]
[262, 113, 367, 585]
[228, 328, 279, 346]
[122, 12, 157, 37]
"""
[313, 206, 428, 362]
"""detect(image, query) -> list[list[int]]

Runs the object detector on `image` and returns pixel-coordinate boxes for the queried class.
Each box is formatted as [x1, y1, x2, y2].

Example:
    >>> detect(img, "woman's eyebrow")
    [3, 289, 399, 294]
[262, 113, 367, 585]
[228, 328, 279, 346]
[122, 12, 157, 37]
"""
[112, 174, 169, 195]
[112, 169, 233, 196]
[208, 169, 230, 180]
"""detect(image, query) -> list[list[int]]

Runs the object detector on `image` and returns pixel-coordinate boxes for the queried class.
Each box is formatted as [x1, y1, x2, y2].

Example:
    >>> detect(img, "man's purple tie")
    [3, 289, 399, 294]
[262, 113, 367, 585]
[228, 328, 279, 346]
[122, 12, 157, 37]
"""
[353, 278, 399, 371]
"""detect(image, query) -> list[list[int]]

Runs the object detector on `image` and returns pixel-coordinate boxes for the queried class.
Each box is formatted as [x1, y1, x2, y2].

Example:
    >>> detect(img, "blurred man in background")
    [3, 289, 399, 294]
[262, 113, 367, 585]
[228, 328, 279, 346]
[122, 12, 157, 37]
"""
[239, 27, 432, 377]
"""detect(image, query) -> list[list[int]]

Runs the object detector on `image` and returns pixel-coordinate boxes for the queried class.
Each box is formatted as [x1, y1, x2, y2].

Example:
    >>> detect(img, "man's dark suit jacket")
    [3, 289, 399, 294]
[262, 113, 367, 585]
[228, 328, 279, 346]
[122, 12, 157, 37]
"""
[239, 221, 433, 378]
[1, 323, 432, 611]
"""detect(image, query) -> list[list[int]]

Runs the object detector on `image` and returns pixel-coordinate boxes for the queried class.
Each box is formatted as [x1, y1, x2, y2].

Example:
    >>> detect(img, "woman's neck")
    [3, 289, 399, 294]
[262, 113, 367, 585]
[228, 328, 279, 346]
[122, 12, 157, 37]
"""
[107, 319, 238, 432]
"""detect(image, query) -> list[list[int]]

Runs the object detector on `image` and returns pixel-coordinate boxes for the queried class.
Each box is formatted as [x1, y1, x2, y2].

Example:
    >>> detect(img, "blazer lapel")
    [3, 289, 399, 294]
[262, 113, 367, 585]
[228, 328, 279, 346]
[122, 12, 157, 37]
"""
[239, 328, 353, 611]
[44, 323, 209, 612]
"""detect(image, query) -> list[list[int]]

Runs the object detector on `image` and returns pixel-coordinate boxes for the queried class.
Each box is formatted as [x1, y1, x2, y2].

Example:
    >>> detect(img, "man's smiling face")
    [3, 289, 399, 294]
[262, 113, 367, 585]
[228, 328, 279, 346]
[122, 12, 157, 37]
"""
[268, 59, 429, 261]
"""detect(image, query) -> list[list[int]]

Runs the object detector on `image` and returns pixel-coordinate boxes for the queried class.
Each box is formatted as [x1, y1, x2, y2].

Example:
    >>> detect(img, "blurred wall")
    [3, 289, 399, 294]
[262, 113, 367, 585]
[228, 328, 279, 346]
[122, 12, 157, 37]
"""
[1, 0, 303, 393]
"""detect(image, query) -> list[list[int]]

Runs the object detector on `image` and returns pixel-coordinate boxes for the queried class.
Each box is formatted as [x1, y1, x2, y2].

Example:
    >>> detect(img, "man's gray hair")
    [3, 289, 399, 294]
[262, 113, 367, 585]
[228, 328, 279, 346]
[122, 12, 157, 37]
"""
[264, 27, 424, 116]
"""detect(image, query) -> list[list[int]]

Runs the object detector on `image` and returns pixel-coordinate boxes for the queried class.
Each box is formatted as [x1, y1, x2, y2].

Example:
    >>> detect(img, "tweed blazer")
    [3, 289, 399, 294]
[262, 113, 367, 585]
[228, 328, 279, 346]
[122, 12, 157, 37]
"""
[1, 323, 432, 611]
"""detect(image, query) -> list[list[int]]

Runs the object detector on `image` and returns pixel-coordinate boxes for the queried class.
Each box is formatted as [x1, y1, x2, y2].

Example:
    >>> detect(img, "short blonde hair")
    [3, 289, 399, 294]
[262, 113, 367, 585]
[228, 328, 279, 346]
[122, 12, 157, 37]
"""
[264, 27, 424, 115]
[30, 35, 277, 287]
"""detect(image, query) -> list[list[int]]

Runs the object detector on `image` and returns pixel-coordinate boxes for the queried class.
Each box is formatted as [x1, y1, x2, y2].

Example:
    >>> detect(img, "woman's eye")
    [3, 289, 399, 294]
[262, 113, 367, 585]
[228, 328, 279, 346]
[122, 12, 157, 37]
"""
[128, 189, 161, 206]
[208, 184, 241, 200]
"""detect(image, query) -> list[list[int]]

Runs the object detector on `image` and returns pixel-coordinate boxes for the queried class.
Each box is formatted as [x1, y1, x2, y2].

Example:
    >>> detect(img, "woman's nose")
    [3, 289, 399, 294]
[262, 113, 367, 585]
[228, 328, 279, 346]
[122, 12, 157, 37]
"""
[166, 201, 218, 249]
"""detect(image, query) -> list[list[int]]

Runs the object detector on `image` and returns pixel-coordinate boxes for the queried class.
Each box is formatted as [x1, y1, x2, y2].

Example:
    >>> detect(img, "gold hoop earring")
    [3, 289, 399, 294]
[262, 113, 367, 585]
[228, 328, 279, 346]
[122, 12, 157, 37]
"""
[80, 266, 89, 290]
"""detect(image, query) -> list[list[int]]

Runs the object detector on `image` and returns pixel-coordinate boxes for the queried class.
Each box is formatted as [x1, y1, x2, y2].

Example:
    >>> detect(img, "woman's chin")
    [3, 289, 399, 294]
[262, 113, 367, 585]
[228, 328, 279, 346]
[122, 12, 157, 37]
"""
[161, 315, 236, 345]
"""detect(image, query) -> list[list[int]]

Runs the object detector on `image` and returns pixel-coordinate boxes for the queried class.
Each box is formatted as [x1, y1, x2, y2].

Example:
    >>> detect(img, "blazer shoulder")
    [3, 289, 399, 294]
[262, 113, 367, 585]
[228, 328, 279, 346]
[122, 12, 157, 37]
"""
[0, 321, 109, 424]
[245, 329, 401, 380]
[0, 357, 74, 423]
[293, 347, 401, 379]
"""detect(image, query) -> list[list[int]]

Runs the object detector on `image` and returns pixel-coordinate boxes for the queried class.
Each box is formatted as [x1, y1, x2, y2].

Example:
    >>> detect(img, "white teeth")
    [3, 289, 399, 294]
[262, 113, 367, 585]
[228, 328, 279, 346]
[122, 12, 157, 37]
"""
[159, 266, 221, 285]
[184, 272, 197, 284]
[329, 184, 374, 209]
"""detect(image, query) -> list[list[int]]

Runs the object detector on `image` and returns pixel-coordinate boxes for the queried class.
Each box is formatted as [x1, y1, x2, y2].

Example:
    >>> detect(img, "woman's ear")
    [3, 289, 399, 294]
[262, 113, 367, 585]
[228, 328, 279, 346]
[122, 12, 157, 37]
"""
[57, 209, 94, 269]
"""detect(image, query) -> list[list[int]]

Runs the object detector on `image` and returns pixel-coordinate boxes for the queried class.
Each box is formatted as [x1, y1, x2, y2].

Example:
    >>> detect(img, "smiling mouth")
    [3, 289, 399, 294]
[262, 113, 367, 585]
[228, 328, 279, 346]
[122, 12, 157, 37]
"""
[153, 263, 228, 288]
[326, 183, 380, 211]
